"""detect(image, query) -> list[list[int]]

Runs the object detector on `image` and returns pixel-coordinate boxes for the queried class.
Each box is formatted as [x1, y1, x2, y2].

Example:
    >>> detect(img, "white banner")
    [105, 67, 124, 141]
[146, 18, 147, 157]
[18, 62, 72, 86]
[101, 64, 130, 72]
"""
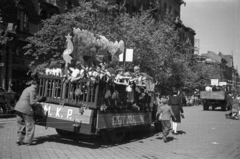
[219, 82, 227, 86]
[211, 79, 219, 86]
[119, 49, 134, 62]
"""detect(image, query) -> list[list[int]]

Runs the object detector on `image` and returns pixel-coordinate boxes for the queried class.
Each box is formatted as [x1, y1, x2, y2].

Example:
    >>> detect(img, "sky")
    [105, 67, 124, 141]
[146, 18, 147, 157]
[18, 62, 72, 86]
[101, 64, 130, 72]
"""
[181, 0, 240, 72]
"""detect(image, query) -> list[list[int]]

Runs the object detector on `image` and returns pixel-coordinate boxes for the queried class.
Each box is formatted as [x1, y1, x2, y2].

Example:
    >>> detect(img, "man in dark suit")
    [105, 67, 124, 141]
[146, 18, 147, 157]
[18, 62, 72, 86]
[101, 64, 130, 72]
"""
[14, 80, 42, 145]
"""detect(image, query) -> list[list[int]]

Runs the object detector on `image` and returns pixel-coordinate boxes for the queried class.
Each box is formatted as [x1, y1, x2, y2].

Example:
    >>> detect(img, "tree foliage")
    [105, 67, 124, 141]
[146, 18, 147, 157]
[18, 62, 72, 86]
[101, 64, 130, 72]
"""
[24, 0, 220, 93]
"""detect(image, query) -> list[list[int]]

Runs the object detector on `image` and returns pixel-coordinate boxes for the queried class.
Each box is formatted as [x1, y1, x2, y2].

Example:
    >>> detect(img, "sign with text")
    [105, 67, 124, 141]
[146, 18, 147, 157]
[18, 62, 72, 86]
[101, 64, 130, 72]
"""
[42, 103, 92, 124]
[97, 111, 151, 129]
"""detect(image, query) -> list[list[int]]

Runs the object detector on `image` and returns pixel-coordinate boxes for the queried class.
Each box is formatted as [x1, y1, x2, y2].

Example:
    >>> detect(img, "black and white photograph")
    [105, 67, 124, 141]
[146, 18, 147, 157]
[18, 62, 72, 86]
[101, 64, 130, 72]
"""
[0, 0, 240, 159]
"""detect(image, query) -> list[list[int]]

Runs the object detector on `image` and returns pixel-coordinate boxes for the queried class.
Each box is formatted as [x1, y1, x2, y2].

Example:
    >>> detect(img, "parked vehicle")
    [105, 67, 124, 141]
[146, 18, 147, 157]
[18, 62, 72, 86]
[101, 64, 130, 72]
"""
[200, 91, 227, 111]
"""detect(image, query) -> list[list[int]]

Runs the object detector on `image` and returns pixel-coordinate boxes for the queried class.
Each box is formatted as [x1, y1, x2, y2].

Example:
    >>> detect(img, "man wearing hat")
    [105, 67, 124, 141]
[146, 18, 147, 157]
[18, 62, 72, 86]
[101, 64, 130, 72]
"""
[14, 79, 43, 145]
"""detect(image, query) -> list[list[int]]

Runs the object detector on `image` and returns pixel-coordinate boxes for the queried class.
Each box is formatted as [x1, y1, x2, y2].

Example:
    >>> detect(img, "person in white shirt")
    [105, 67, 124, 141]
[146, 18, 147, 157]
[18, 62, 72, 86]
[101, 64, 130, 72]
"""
[69, 62, 85, 82]
[205, 85, 212, 91]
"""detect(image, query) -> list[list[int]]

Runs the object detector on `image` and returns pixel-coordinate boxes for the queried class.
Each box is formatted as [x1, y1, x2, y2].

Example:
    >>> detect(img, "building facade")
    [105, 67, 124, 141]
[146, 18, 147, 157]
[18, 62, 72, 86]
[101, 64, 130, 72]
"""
[0, 0, 43, 95]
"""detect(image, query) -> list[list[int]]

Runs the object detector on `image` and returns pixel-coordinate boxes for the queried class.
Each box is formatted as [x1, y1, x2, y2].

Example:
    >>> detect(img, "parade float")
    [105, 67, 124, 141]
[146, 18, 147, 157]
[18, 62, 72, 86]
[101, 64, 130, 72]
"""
[34, 28, 156, 143]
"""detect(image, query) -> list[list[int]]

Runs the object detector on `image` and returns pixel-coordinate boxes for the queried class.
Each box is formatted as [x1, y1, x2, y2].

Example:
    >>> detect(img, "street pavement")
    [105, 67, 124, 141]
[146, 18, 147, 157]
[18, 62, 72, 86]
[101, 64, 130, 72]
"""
[0, 106, 240, 159]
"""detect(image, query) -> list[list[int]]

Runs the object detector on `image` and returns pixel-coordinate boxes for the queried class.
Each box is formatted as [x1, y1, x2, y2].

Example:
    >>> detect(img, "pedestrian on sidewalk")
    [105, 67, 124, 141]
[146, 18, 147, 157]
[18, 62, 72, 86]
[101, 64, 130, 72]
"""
[225, 92, 233, 119]
[14, 79, 43, 146]
[0, 88, 7, 114]
[156, 98, 176, 143]
[230, 94, 239, 120]
[168, 90, 184, 135]
[154, 94, 163, 133]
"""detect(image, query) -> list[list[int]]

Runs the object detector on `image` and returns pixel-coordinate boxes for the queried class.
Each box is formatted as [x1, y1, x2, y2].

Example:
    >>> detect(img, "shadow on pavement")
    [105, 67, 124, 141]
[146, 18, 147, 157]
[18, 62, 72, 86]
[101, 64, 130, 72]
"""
[33, 125, 159, 148]
[155, 136, 177, 143]
[177, 130, 186, 135]
[0, 125, 4, 129]
[165, 136, 176, 142]
[33, 134, 101, 149]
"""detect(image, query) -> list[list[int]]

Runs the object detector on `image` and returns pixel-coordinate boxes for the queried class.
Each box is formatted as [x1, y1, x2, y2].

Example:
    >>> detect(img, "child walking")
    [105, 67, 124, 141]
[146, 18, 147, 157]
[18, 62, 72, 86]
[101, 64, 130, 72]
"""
[156, 98, 176, 143]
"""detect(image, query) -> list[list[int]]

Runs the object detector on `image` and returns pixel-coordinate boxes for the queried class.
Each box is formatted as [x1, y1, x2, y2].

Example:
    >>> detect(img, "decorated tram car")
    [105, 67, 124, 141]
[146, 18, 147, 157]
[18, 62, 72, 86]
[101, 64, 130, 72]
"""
[33, 28, 156, 143]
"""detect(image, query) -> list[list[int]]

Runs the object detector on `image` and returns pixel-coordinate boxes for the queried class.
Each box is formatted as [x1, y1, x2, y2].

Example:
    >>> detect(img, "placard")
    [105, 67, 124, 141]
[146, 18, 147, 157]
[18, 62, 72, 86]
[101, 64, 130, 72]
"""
[211, 79, 219, 86]
[125, 49, 133, 62]
[119, 49, 133, 62]
[219, 82, 227, 86]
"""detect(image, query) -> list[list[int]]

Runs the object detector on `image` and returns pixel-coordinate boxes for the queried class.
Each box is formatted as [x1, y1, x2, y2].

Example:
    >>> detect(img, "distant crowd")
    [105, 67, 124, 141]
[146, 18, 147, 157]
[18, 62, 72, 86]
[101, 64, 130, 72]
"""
[200, 84, 227, 92]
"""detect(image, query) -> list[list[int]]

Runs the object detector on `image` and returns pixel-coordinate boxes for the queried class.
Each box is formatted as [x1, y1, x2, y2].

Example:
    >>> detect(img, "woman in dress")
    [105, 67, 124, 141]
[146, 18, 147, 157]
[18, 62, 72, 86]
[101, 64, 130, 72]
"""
[168, 90, 184, 135]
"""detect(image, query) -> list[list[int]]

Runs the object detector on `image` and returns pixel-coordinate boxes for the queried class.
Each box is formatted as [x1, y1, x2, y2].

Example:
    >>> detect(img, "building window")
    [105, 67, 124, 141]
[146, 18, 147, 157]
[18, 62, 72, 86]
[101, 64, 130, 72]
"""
[17, 7, 28, 32]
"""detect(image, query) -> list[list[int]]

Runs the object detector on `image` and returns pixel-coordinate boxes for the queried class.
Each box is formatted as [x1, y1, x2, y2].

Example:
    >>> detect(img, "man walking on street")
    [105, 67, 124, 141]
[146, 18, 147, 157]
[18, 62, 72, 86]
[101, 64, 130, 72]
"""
[14, 79, 42, 145]
[225, 92, 233, 119]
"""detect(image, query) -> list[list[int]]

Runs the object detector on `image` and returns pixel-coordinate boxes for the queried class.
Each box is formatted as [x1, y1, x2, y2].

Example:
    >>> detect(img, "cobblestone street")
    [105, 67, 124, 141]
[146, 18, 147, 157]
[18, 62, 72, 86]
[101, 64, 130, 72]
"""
[1, 106, 240, 159]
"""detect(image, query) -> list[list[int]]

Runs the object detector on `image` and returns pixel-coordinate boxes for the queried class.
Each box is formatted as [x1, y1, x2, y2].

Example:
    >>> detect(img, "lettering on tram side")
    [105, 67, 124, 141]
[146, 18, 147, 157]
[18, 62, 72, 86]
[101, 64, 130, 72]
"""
[56, 107, 62, 117]
[112, 114, 146, 126]
[67, 109, 73, 119]
[43, 104, 52, 116]
[43, 104, 73, 119]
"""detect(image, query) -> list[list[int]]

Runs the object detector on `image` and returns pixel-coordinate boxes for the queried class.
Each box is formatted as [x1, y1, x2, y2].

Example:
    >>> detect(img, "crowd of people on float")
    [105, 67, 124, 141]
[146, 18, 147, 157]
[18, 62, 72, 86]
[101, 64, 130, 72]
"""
[39, 61, 155, 112]
[204, 84, 226, 92]
[43, 61, 149, 87]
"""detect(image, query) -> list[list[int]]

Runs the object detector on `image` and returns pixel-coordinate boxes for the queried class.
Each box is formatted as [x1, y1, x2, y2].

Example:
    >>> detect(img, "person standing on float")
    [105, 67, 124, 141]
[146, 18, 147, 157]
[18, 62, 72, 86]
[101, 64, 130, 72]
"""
[168, 90, 184, 135]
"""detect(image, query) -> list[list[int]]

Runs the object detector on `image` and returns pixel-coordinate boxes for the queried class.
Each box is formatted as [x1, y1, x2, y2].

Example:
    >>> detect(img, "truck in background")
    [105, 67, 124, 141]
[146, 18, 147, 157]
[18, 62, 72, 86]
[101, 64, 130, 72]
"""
[200, 91, 227, 111]
[200, 79, 229, 111]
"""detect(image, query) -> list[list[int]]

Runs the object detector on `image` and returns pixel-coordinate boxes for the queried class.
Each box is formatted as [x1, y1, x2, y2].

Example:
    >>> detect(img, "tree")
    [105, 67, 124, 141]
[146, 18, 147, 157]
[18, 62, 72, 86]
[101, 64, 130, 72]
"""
[24, 1, 218, 93]
[24, 0, 120, 68]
